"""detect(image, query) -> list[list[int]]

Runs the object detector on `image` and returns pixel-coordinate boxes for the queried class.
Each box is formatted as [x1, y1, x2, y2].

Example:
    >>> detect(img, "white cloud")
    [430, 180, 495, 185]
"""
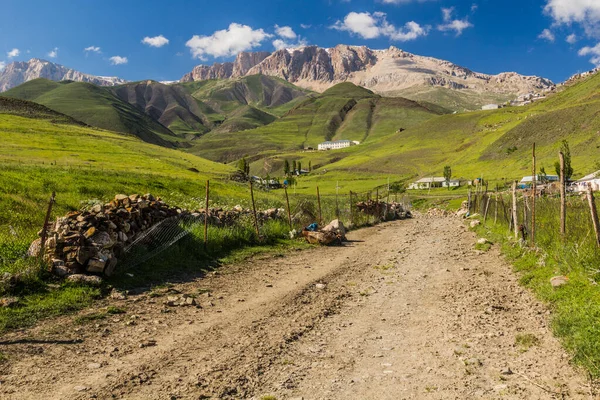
[437, 8, 474, 36]
[84, 46, 101, 53]
[109, 56, 128, 65]
[0, 61, 5, 71]
[7, 48, 19, 58]
[186, 23, 272, 59]
[47, 47, 58, 58]
[538, 28, 556, 42]
[544, 0, 600, 37]
[275, 25, 297, 40]
[142, 35, 169, 48]
[566, 33, 578, 44]
[300, 24, 312, 29]
[272, 37, 308, 50]
[578, 43, 600, 65]
[471, 4, 478, 12]
[331, 11, 428, 42]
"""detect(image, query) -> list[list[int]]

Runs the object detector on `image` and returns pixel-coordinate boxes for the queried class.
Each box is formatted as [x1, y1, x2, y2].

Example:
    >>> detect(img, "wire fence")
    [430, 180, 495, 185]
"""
[0, 180, 413, 279]
[468, 185, 600, 276]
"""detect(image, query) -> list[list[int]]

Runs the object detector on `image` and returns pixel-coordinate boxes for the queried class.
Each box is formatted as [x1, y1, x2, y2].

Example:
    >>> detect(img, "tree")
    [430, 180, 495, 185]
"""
[237, 158, 248, 175]
[443, 165, 452, 190]
[308, 160, 312, 172]
[297, 161, 302, 173]
[292, 160, 297, 174]
[554, 140, 574, 181]
[283, 159, 290, 176]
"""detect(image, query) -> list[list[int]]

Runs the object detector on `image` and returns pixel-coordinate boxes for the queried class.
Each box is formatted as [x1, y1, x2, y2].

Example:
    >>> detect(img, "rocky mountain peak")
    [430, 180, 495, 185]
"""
[180, 45, 556, 99]
[0, 59, 127, 92]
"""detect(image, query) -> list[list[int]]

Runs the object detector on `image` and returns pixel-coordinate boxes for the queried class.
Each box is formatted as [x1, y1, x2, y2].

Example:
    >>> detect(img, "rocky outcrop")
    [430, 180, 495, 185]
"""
[232, 51, 271, 77]
[181, 45, 556, 99]
[0, 58, 127, 92]
[180, 62, 234, 82]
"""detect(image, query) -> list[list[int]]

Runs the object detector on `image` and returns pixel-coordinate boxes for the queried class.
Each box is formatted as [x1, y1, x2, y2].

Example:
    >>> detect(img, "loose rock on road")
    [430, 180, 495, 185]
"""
[0, 216, 592, 399]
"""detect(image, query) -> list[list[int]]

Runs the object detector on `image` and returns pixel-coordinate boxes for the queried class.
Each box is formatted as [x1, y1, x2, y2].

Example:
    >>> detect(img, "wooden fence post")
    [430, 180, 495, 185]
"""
[468, 188, 472, 213]
[40, 191, 56, 258]
[204, 181, 209, 248]
[284, 185, 293, 231]
[531, 143, 536, 245]
[587, 184, 600, 248]
[316, 186, 322, 226]
[512, 181, 518, 240]
[250, 180, 260, 239]
[350, 190, 354, 226]
[376, 188, 380, 222]
[494, 193, 498, 224]
[559, 151, 566, 237]
[483, 195, 491, 224]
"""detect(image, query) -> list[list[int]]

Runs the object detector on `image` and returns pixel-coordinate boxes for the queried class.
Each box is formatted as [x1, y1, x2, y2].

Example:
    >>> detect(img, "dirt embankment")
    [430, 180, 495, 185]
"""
[0, 216, 592, 399]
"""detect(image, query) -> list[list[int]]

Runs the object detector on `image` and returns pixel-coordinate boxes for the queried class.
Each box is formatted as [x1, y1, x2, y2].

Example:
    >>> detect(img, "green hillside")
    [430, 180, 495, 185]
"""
[2, 79, 179, 147]
[188, 82, 443, 162]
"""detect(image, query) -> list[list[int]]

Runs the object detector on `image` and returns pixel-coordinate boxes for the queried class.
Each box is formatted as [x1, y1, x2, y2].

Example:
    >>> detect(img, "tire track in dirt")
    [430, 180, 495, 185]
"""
[0, 216, 592, 399]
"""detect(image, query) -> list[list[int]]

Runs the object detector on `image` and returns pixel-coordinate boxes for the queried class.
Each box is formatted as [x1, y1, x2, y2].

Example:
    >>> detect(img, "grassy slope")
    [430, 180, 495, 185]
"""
[277, 73, 600, 195]
[3, 79, 180, 147]
[188, 82, 443, 164]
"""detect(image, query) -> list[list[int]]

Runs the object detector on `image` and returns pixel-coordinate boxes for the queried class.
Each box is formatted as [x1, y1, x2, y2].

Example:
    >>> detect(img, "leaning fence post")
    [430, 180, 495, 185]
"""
[531, 143, 536, 246]
[512, 181, 518, 240]
[284, 185, 293, 231]
[316, 186, 322, 226]
[40, 191, 56, 260]
[204, 181, 209, 248]
[586, 184, 600, 248]
[494, 193, 498, 224]
[468, 187, 472, 213]
[250, 180, 260, 239]
[559, 151, 566, 237]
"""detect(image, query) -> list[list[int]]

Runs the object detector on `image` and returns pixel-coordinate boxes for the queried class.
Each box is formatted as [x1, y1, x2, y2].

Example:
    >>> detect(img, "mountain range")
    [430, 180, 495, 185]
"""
[0, 46, 556, 111]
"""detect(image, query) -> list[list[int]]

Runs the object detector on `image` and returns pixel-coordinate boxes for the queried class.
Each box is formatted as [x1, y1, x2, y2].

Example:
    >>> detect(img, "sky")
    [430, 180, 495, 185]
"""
[1, 0, 600, 83]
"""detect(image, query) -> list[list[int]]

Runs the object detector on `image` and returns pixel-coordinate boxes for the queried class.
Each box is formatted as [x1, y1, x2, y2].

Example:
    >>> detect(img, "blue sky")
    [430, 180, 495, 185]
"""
[1, 0, 599, 83]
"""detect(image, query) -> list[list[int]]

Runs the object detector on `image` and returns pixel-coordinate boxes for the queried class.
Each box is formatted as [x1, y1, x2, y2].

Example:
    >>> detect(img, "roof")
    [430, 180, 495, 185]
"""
[415, 177, 447, 183]
[520, 175, 559, 183]
[577, 170, 600, 182]
[319, 140, 351, 145]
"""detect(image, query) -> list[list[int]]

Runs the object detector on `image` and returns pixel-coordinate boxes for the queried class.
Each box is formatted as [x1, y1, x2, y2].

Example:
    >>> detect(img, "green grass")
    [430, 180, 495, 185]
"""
[471, 194, 600, 377]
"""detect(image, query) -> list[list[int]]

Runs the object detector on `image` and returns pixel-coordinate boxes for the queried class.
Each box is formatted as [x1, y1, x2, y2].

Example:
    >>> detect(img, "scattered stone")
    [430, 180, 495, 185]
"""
[74, 386, 89, 392]
[477, 238, 490, 245]
[470, 220, 481, 228]
[87, 363, 102, 370]
[550, 276, 569, 288]
[110, 289, 127, 300]
[0, 297, 19, 308]
[139, 340, 157, 348]
[315, 283, 326, 290]
[501, 367, 513, 375]
[67, 274, 103, 286]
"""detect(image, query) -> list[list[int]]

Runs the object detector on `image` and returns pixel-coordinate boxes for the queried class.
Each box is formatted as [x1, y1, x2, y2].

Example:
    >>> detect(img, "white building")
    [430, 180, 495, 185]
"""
[573, 170, 600, 192]
[482, 104, 499, 110]
[519, 175, 559, 187]
[318, 140, 358, 151]
[408, 177, 460, 190]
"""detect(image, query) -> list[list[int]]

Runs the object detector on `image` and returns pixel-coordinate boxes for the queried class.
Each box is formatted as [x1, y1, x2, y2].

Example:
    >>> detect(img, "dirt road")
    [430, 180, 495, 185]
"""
[0, 216, 593, 399]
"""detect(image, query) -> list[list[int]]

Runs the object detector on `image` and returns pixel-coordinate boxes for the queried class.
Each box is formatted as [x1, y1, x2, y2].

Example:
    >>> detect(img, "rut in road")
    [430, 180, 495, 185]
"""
[0, 216, 592, 399]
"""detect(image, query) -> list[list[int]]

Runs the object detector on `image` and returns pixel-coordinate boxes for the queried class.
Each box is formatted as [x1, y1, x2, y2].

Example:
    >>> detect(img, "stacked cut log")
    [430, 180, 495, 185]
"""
[355, 200, 412, 220]
[28, 195, 286, 278]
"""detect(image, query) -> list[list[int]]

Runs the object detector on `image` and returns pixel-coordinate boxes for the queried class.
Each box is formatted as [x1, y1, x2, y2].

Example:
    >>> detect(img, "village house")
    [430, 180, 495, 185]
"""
[408, 177, 460, 190]
[317, 140, 360, 151]
[482, 104, 499, 110]
[573, 170, 600, 192]
[518, 175, 559, 188]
